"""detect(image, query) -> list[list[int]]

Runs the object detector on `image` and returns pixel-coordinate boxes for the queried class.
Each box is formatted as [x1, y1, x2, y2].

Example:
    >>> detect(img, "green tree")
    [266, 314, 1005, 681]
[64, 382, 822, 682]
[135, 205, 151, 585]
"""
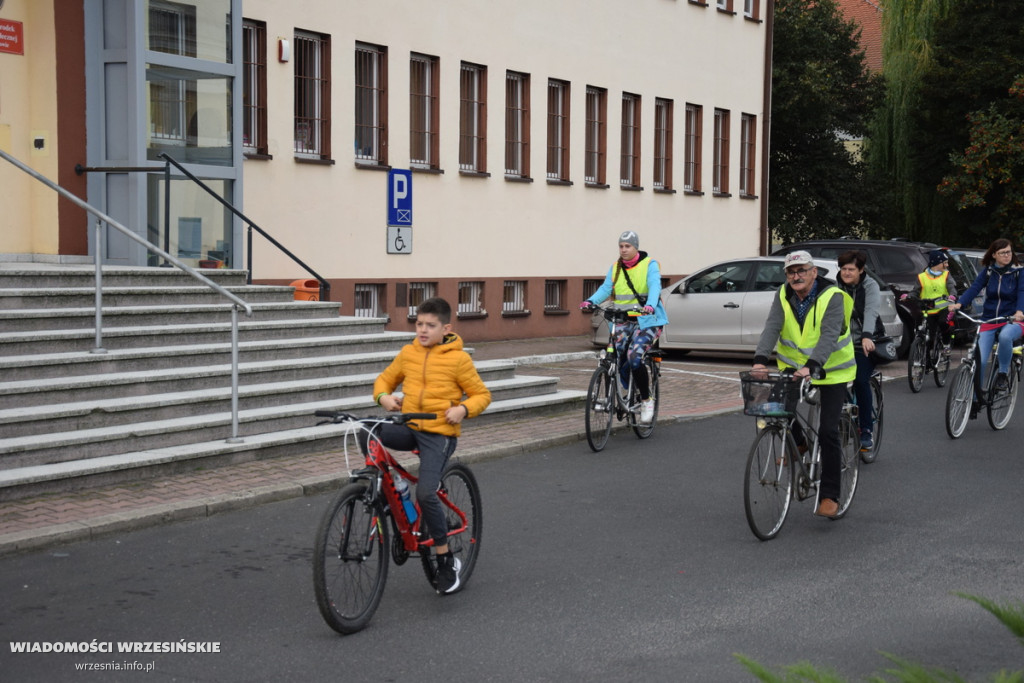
[769, 0, 883, 245]
[868, 0, 1024, 246]
[939, 75, 1024, 241]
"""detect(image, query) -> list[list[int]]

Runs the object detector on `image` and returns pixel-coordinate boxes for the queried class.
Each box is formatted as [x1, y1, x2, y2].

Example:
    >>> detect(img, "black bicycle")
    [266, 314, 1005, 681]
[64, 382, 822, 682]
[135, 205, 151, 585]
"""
[906, 296, 954, 393]
[583, 303, 662, 452]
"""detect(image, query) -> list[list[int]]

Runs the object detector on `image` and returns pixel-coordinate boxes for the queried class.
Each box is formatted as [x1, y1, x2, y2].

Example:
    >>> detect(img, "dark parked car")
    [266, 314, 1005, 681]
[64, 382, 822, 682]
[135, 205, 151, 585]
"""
[772, 239, 980, 355]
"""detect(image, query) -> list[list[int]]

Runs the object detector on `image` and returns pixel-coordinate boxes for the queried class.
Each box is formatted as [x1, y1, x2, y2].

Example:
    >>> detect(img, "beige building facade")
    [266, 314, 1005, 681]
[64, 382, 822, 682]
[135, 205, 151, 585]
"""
[0, 0, 772, 341]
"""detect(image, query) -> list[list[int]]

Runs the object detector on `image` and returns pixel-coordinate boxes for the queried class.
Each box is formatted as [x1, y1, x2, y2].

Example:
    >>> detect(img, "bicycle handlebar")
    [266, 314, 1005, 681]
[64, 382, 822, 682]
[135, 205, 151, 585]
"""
[586, 301, 645, 322]
[314, 410, 437, 425]
[951, 310, 1016, 327]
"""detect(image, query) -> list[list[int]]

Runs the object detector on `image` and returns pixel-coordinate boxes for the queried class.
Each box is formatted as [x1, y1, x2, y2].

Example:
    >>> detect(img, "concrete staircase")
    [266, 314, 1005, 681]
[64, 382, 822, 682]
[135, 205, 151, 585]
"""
[0, 265, 585, 500]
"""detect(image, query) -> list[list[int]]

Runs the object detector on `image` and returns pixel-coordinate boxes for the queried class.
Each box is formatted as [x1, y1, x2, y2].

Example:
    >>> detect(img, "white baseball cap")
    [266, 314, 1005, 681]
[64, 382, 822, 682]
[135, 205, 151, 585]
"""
[783, 250, 814, 269]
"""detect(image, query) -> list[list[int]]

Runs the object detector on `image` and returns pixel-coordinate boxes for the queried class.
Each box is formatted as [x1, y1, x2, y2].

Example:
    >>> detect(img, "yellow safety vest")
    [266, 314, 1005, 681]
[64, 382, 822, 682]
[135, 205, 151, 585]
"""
[776, 285, 856, 385]
[918, 271, 949, 314]
[612, 257, 652, 307]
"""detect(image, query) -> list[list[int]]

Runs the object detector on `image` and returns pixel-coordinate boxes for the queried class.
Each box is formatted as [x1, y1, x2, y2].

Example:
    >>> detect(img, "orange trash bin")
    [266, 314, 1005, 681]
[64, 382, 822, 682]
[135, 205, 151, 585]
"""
[291, 279, 320, 301]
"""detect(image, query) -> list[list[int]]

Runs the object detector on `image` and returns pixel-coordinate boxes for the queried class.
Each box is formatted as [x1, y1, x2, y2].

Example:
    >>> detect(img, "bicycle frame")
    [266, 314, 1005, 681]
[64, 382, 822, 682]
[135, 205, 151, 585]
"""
[954, 311, 1016, 401]
[594, 303, 651, 416]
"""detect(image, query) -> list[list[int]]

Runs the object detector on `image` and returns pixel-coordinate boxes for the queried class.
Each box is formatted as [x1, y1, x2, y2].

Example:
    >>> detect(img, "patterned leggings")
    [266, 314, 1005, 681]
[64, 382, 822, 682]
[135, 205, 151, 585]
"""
[611, 322, 662, 400]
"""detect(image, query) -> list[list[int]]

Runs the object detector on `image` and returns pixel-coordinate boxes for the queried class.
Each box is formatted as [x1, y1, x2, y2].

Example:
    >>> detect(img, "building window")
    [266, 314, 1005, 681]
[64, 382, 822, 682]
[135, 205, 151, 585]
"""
[410, 53, 440, 170]
[502, 280, 528, 315]
[547, 79, 570, 182]
[149, 1, 197, 57]
[354, 283, 385, 317]
[740, 113, 756, 197]
[505, 71, 531, 179]
[583, 278, 603, 302]
[653, 98, 673, 191]
[294, 30, 331, 160]
[717, 0, 734, 12]
[355, 42, 387, 166]
[460, 62, 487, 173]
[620, 93, 641, 189]
[713, 108, 730, 195]
[458, 281, 485, 317]
[684, 104, 702, 193]
[544, 280, 567, 313]
[744, 0, 759, 19]
[585, 86, 607, 186]
[408, 281, 437, 318]
[242, 19, 268, 156]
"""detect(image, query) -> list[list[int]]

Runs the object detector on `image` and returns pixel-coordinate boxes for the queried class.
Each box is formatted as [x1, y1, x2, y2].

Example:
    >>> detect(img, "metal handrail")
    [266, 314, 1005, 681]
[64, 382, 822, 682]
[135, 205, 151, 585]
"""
[158, 153, 331, 302]
[0, 148, 252, 443]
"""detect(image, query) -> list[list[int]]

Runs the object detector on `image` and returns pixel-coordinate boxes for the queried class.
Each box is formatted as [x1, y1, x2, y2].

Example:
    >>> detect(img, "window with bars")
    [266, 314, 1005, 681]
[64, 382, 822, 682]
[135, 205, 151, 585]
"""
[653, 98, 673, 191]
[355, 42, 387, 166]
[713, 108, 730, 195]
[740, 113, 756, 197]
[583, 279, 603, 302]
[502, 280, 528, 314]
[544, 280, 567, 313]
[585, 86, 607, 186]
[505, 71, 530, 178]
[459, 63, 487, 173]
[547, 79, 570, 182]
[410, 54, 440, 170]
[149, 1, 197, 57]
[458, 281, 485, 317]
[684, 103, 702, 192]
[354, 283, 385, 318]
[620, 93, 641, 189]
[242, 19, 268, 156]
[407, 281, 437, 318]
[294, 30, 331, 159]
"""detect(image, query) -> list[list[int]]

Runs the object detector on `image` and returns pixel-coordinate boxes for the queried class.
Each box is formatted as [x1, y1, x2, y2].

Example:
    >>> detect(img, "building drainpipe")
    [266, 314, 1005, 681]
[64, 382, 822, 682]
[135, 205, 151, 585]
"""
[760, 0, 776, 256]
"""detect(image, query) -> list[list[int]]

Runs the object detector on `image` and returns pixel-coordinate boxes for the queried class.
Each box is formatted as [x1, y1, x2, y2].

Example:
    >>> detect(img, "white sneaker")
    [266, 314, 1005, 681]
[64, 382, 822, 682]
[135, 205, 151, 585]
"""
[640, 398, 655, 424]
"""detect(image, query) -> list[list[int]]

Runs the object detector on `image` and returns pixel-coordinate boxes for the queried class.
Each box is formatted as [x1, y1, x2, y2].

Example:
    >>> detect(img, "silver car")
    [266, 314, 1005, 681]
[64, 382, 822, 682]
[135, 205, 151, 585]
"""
[591, 255, 903, 353]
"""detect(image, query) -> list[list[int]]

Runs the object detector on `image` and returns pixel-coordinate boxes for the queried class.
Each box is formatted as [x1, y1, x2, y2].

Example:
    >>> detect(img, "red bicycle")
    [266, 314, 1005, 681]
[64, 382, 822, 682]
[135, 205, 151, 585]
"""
[312, 411, 482, 634]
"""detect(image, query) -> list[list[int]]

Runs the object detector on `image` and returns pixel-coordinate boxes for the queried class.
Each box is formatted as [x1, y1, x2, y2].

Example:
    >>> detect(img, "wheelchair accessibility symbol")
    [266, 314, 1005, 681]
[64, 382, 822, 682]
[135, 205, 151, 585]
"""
[387, 226, 412, 254]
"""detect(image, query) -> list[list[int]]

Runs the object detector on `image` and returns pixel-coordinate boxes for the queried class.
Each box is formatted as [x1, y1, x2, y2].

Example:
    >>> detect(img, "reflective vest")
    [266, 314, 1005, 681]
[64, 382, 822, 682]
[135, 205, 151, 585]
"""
[918, 271, 949, 314]
[612, 257, 652, 307]
[776, 285, 856, 385]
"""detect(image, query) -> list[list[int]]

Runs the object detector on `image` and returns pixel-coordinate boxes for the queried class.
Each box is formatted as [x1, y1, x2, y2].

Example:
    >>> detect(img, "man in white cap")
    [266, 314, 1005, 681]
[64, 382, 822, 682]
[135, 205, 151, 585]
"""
[752, 250, 856, 518]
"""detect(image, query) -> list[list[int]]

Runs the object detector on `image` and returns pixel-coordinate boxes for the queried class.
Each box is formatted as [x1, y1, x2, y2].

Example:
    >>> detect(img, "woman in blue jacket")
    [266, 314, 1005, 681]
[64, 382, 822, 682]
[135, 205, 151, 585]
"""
[581, 231, 669, 424]
[954, 238, 1024, 393]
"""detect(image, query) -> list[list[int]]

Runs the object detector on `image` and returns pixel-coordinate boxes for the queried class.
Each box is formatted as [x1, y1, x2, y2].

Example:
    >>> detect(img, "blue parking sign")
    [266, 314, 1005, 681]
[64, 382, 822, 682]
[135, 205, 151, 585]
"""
[387, 169, 412, 226]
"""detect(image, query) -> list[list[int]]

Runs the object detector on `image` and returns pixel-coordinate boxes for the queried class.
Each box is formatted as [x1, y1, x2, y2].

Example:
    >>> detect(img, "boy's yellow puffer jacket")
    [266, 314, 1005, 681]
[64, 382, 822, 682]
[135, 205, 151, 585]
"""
[373, 333, 492, 437]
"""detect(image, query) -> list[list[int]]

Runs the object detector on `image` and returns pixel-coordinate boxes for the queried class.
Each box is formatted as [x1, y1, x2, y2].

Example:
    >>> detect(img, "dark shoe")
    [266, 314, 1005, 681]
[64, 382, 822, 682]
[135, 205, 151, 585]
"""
[435, 552, 462, 595]
[995, 373, 1009, 392]
[815, 498, 839, 518]
[970, 401, 980, 420]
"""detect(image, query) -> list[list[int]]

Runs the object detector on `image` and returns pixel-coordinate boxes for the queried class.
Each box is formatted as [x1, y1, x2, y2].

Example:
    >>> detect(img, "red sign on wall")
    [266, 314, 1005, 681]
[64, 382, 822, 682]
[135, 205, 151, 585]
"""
[0, 19, 25, 56]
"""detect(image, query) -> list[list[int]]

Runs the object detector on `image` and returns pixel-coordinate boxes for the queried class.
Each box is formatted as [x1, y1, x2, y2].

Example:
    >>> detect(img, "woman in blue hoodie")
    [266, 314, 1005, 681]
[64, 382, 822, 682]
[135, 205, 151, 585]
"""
[953, 238, 1024, 393]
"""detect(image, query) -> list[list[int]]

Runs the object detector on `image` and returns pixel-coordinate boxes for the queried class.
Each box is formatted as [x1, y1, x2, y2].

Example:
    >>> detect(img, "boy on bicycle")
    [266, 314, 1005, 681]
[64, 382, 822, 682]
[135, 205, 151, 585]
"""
[910, 249, 958, 354]
[367, 297, 491, 594]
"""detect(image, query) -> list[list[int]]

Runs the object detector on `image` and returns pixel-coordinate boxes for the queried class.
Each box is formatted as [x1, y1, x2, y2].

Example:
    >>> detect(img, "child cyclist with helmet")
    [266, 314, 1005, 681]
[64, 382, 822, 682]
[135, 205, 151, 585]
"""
[362, 297, 491, 594]
[909, 249, 958, 357]
[580, 230, 669, 424]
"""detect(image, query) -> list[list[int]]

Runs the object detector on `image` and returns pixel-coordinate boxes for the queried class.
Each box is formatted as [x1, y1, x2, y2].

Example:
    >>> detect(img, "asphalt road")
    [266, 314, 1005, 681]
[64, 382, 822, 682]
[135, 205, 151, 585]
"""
[1, 369, 1022, 682]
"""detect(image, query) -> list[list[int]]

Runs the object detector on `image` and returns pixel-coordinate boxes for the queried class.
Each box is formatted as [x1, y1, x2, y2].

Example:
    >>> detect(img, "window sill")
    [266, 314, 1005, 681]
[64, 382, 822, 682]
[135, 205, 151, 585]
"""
[546, 178, 573, 187]
[713, 191, 733, 198]
[295, 156, 335, 166]
[457, 311, 488, 321]
[412, 166, 445, 175]
[717, 8, 737, 16]
[354, 162, 392, 172]
[654, 187, 677, 195]
[744, 15, 763, 24]
[505, 175, 534, 183]
[544, 309, 570, 316]
[459, 170, 491, 179]
[740, 193, 759, 200]
[585, 182, 609, 190]
[684, 189, 705, 197]
[501, 310, 531, 319]
[620, 185, 644, 192]
[688, 0, 709, 6]
[244, 152, 273, 161]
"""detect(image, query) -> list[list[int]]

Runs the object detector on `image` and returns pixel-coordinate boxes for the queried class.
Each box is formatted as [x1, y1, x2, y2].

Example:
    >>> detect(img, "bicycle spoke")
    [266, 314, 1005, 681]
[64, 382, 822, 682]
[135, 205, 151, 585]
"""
[945, 364, 974, 439]
[744, 427, 793, 541]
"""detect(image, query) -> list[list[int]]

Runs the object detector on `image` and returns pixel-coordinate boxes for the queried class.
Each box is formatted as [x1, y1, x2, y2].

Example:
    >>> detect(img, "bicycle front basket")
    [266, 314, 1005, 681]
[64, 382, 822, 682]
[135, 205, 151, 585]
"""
[739, 371, 801, 418]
